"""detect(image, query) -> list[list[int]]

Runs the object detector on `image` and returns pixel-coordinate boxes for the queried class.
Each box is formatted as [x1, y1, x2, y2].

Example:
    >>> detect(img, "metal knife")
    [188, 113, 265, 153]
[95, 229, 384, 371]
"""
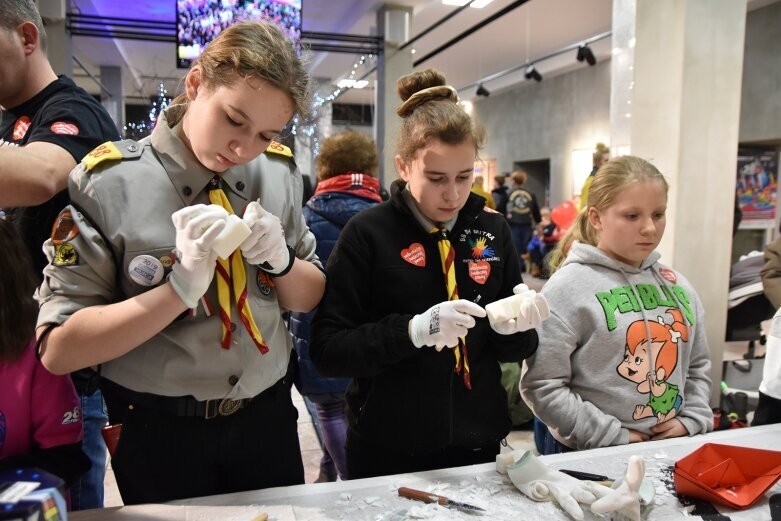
[398, 486, 485, 514]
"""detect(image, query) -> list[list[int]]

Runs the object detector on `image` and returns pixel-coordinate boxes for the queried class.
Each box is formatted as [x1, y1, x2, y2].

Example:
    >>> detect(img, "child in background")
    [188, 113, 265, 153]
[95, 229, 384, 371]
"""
[0, 219, 88, 486]
[522, 156, 713, 454]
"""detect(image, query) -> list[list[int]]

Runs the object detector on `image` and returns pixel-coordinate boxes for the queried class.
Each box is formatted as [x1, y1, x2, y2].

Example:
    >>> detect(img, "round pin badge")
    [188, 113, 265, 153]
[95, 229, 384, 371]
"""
[128, 255, 164, 286]
[159, 252, 174, 268]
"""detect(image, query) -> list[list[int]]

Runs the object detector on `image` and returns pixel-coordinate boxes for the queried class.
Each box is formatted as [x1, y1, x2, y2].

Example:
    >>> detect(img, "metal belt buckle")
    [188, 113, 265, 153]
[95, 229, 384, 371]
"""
[204, 398, 242, 419]
[217, 398, 242, 417]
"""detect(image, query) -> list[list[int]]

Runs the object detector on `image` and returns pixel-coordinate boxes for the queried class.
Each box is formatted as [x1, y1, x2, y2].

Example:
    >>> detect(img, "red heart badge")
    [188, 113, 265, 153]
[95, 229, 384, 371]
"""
[468, 260, 491, 284]
[659, 268, 677, 283]
[401, 243, 426, 267]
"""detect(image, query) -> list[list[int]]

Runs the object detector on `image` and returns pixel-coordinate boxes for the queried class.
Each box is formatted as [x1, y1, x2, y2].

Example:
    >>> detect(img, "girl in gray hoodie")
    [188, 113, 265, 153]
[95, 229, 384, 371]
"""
[521, 156, 713, 453]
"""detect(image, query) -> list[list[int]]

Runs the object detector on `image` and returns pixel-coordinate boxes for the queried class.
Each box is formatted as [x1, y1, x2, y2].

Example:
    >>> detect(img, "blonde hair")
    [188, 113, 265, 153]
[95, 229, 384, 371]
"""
[316, 131, 378, 181]
[395, 68, 485, 162]
[173, 22, 311, 121]
[547, 156, 668, 273]
[593, 142, 610, 164]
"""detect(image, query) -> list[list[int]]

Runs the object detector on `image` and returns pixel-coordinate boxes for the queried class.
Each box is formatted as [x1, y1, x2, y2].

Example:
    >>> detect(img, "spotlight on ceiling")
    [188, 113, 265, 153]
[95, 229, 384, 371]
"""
[476, 84, 490, 97]
[524, 65, 542, 82]
[576, 44, 597, 66]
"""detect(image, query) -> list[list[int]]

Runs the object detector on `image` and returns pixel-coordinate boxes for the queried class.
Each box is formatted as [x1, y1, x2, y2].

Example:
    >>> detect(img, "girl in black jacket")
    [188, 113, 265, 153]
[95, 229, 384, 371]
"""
[310, 69, 547, 479]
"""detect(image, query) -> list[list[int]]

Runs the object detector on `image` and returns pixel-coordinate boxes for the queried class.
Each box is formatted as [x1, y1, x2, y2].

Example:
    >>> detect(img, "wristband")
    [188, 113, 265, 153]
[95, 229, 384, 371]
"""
[266, 245, 297, 278]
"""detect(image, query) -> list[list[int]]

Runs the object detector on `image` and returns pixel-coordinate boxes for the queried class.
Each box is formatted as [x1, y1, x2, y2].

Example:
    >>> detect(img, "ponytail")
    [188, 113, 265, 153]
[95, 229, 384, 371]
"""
[547, 155, 669, 274]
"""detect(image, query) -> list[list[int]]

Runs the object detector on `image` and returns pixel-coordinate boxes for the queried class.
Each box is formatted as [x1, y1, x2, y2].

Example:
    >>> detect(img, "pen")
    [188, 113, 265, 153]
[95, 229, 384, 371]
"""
[559, 469, 612, 482]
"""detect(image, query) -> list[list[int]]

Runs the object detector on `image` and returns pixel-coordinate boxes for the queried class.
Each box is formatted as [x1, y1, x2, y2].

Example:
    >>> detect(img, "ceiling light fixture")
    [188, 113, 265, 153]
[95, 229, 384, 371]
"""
[476, 84, 490, 97]
[524, 65, 542, 82]
[576, 44, 596, 66]
[442, 0, 494, 7]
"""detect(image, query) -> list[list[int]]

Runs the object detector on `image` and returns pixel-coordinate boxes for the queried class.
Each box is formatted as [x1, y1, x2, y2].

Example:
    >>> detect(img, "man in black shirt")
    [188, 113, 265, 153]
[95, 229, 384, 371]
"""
[0, 0, 119, 511]
[0, 1, 120, 277]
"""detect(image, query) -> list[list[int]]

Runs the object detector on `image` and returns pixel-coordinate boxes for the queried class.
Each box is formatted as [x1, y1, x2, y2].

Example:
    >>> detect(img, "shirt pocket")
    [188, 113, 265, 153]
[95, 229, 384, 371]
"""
[121, 246, 176, 296]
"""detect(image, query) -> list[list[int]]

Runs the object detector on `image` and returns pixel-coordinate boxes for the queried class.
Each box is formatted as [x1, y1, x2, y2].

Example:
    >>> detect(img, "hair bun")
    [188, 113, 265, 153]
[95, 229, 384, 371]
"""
[396, 68, 458, 117]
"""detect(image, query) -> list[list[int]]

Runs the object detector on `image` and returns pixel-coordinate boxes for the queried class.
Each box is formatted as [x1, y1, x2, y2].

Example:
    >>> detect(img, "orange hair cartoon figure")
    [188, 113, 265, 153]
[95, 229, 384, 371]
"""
[616, 308, 689, 423]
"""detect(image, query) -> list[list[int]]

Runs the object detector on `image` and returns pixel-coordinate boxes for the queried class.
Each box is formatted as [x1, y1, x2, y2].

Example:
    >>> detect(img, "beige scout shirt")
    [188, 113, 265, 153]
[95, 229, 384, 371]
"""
[36, 105, 321, 401]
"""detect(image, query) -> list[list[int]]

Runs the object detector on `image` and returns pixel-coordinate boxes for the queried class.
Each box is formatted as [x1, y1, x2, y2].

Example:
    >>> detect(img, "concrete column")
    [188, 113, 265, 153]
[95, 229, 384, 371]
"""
[612, 0, 747, 404]
[375, 5, 413, 190]
[38, 0, 72, 77]
[99, 65, 124, 131]
[609, 0, 635, 155]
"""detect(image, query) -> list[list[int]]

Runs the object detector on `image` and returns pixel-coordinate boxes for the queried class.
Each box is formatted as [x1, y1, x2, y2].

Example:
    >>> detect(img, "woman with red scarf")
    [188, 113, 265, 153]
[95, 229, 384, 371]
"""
[289, 130, 382, 481]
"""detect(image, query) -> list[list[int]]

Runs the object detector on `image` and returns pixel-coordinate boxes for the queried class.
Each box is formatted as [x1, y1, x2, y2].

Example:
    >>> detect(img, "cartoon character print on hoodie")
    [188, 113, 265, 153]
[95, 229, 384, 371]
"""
[616, 308, 688, 424]
[521, 241, 713, 451]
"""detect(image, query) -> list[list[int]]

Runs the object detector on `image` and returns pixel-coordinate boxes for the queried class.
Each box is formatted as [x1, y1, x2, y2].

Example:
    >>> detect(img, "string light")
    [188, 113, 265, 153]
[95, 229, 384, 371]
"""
[288, 53, 375, 157]
[122, 82, 172, 140]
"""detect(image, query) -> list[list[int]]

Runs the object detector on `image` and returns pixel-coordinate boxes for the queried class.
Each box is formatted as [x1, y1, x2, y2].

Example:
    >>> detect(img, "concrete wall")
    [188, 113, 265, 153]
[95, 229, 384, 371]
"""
[739, 1, 781, 143]
[474, 1, 781, 208]
[474, 61, 611, 207]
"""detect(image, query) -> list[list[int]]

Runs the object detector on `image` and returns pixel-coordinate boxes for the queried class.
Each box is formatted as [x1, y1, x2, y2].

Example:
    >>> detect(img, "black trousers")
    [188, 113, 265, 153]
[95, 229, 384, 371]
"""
[346, 428, 499, 480]
[104, 379, 304, 504]
[752, 391, 781, 426]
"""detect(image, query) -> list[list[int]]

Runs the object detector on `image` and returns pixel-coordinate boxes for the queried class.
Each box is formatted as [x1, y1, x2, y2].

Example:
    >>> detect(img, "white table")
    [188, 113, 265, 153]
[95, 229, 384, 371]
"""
[72, 423, 781, 521]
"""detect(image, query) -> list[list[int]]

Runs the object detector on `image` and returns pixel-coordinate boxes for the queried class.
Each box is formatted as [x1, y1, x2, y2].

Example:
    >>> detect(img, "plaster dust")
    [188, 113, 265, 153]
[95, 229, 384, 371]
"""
[87, 426, 779, 521]
[306, 456, 781, 521]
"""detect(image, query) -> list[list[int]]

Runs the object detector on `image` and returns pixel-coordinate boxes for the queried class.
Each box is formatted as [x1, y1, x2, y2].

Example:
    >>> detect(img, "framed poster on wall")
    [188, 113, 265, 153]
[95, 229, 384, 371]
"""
[736, 148, 779, 230]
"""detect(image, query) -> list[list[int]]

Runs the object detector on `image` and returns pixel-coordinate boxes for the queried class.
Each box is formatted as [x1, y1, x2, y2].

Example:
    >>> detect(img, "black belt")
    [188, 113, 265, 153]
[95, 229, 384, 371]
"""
[102, 377, 285, 420]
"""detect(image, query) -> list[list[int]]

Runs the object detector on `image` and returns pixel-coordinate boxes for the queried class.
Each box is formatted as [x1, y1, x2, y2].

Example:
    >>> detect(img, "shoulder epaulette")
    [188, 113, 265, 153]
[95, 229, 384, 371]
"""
[264, 140, 293, 158]
[81, 140, 143, 172]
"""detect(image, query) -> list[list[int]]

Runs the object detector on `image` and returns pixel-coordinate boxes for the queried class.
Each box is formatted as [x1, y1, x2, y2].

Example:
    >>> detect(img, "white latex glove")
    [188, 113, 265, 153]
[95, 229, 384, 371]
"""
[507, 451, 611, 521]
[409, 300, 487, 350]
[487, 283, 550, 335]
[590, 455, 645, 521]
[169, 204, 228, 308]
[240, 201, 290, 274]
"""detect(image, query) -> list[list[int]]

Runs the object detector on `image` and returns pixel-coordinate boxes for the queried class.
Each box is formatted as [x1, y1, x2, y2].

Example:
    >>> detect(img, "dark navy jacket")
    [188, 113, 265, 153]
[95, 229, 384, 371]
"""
[290, 188, 380, 395]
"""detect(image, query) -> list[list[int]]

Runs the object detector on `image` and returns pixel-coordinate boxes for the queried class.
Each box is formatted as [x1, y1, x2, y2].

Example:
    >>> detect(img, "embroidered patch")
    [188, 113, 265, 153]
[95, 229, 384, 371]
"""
[659, 268, 677, 283]
[468, 260, 491, 284]
[265, 140, 293, 157]
[53, 243, 78, 266]
[50, 121, 79, 135]
[401, 243, 426, 267]
[51, 209, 79, 245]
[469, 236, 495, 259]
[82, 142, 123, 171]
[257, 270, 274, 296]
[458, 228, 500, 265]
[13, 116, 30, 141]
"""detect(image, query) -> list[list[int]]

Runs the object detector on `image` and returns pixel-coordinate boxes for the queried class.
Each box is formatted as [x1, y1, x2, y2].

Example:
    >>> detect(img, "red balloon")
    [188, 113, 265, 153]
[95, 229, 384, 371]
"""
[551, 200, 578, 230]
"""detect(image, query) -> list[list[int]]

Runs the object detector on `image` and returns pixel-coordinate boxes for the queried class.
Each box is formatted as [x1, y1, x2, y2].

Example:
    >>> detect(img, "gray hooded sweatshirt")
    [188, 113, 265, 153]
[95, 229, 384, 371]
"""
[521, 241, 713, 450]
